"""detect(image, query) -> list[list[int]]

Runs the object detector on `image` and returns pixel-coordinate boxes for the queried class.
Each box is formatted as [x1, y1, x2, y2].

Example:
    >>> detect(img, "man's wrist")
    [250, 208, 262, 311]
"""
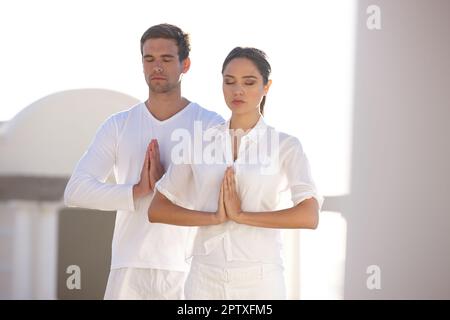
[133, 184, 144, 200]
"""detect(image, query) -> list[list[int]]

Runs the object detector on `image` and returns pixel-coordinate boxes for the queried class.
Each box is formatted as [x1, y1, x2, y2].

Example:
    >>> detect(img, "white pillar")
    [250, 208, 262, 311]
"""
[11, 201, 33, 299]
[10, 200, 60, 299]
[33, 202, 60, 299]
[0, 202, 15, 299]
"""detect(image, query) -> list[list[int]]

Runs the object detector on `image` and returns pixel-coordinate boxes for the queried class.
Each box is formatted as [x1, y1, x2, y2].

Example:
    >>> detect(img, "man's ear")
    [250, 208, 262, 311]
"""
[182, 57, 191, 73]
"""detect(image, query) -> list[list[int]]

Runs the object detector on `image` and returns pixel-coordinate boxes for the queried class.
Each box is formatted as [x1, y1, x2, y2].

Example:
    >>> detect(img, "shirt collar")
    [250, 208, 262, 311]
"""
[223, 116, 268, 143]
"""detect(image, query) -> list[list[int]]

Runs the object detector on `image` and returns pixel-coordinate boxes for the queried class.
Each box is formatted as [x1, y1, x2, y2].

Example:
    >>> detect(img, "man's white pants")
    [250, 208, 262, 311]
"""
[104, 267, 187, 299]
[185, 262, 286, 300]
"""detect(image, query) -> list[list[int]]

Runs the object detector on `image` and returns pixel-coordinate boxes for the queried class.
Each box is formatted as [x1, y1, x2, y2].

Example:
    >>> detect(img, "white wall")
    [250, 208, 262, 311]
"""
[344, 0, 450, 299]
[0, 89, 138, 176]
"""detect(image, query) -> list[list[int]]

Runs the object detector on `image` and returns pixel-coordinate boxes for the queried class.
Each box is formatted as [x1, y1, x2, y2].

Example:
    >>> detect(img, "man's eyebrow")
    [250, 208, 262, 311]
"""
[143, 54, 176, 59]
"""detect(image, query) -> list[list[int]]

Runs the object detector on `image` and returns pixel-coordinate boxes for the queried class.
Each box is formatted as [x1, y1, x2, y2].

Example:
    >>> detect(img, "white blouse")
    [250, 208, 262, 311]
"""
[155, 116, 323, 267]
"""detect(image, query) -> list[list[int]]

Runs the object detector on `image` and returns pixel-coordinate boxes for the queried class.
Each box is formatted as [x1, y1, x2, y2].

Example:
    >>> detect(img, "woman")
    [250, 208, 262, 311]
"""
[148, 47, 323, 299]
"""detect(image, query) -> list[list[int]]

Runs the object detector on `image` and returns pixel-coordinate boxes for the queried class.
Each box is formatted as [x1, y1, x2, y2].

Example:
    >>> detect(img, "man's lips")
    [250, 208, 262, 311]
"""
[151, 76, 166, 80]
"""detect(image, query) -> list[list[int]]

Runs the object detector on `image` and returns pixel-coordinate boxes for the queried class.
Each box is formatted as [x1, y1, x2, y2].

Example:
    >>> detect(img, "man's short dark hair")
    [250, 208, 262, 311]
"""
[140, 23, 191, 62]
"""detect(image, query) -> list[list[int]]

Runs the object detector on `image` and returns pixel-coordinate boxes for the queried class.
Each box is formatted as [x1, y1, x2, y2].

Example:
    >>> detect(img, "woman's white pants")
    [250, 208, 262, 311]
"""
[185, 262, 286, 300]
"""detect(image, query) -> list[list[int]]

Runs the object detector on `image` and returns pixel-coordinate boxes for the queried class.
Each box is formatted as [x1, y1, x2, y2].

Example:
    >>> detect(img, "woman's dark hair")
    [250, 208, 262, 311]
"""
[222, 47, 271, 115]
[140, 23, 190, 62]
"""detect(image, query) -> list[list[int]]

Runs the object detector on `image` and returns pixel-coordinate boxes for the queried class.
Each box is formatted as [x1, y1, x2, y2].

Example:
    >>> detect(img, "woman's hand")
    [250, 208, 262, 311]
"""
[215, 179, 228, 224]
[223, 166, 242, 221]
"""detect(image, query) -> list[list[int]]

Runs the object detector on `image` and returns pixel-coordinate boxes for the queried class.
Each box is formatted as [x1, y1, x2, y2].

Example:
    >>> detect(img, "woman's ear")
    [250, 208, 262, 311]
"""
[264, 79, 273, 95]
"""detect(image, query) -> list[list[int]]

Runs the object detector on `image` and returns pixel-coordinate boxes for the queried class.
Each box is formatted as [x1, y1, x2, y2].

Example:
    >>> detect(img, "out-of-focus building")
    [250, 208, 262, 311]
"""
[0, 89, 139, 299]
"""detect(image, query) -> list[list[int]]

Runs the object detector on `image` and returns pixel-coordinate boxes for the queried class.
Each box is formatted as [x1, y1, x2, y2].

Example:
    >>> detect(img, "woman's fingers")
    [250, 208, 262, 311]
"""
[229, 167, 236, 193]
[223, 169, 229, 194]
[227, 167, 233, 194]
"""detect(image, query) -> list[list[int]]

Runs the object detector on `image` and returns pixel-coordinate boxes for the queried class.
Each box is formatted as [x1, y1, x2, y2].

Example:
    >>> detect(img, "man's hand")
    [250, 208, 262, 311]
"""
[133, 139, 164, 202]
[223, 167, 242, 221]
[149, 139, 164, 191]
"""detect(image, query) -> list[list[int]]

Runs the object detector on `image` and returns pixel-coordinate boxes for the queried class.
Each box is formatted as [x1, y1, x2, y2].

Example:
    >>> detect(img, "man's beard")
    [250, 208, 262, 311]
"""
[147, 76, 180, 94]
[149, 82, 172, 93]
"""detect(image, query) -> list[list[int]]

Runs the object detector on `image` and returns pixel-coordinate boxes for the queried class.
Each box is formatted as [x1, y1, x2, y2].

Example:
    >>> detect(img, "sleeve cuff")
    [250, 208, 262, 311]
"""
[127, 184, 137, 212]
[292, 192, 324, 210]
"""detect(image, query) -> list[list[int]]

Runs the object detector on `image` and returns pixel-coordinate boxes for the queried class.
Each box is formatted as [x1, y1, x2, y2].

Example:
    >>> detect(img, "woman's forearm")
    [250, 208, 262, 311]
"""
[235, 198, 319, 229]
[148, 191, 221, 226]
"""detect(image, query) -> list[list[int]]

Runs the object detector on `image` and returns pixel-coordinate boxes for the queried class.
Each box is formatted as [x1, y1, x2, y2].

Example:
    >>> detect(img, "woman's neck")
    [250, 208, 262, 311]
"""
[229, 111, 261, 132]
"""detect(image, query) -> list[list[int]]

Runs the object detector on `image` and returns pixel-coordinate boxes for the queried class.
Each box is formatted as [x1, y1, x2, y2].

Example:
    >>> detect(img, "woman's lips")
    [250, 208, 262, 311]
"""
[232, 99, 245, 106]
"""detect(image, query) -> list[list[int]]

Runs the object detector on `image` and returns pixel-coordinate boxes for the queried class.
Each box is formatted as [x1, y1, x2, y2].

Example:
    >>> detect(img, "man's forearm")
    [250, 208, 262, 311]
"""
[64, 172, 136, 212]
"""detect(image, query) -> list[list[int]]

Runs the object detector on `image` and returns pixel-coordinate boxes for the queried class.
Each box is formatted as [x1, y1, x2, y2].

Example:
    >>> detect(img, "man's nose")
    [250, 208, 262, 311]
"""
[153, 62, 163, 73]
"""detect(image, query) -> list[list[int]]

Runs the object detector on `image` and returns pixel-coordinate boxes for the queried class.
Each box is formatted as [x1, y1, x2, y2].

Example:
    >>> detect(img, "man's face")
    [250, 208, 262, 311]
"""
[142, 38, 189, 94]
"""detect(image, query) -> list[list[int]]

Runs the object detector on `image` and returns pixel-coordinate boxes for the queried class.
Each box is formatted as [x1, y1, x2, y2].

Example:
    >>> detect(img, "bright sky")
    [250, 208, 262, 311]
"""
[0, 0, 356, 196]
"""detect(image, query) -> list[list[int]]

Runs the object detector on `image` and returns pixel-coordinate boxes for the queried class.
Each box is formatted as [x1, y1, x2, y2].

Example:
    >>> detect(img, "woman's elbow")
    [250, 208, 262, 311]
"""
[148, 201, 161, 223]
[308, 198, 320, 229]
[296, 198, 319, 229]
[309, 209, 319, 229]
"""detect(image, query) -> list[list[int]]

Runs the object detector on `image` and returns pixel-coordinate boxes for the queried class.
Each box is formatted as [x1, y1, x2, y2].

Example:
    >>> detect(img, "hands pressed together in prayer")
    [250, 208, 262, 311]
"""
[216, 166, 242, 224]
[133, 139, 165, 201]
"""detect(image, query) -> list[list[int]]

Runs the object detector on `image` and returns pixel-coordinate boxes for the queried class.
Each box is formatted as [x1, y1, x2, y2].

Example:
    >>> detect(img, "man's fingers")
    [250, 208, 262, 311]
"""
[219, 181, 224, 204]
[149, 140, 155, 161]
[154, 139, 160, 160]
[143, 146, 150, 170]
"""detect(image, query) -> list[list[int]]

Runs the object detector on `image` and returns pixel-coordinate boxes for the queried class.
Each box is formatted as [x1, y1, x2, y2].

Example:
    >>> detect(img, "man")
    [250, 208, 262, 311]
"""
[64, 24, 223, 299]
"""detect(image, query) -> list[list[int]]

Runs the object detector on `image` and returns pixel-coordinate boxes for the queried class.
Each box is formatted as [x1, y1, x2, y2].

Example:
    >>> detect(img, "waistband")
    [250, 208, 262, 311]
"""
[190, 261, 283, 283]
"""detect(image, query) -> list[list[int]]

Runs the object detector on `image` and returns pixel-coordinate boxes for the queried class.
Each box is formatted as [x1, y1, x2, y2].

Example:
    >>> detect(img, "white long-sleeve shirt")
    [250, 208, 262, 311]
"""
[64, 101, 224, 271]
[156, 116, 323, 267]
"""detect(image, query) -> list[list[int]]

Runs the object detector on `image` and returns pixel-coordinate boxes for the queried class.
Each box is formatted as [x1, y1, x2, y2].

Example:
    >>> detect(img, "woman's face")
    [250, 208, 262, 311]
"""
[222, 58, 271, 115]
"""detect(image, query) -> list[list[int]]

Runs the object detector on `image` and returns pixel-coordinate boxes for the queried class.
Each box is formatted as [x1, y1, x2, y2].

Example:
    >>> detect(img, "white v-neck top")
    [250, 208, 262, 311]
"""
[64, 101, 224, 271]
[156, 116, 323, 267]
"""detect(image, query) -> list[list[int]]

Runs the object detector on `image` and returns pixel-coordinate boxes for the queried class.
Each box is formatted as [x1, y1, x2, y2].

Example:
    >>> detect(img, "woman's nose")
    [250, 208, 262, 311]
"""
[233, 84, 244, 96]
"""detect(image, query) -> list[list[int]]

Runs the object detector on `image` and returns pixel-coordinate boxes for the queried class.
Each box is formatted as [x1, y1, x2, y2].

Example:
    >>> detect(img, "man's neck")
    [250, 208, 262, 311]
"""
[145, 93, 190, 121]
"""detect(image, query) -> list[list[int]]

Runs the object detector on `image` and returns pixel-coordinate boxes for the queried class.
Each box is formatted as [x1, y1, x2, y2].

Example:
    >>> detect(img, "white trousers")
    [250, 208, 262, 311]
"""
[104, 267, 187, 300]
[185, 262, 286, 300]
